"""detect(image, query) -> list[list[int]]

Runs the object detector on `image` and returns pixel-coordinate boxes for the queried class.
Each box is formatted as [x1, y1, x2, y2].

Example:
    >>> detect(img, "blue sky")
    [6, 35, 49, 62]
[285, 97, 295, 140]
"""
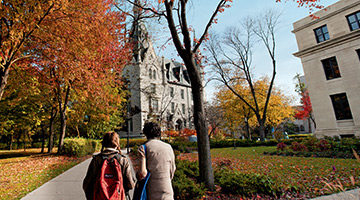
[149, 0, 339, 104]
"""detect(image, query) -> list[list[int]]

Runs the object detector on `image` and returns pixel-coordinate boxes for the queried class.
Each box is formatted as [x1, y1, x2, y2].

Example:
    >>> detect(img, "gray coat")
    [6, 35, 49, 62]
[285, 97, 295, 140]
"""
[138, 139, 176, 200]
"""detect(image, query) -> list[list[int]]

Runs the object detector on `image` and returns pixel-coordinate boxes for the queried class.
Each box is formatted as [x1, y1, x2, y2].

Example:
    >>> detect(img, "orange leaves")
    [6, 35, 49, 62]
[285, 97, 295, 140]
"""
[0, 151, 88, 200]
[276, 0, 324, 15]
[162, 128, 196, 138]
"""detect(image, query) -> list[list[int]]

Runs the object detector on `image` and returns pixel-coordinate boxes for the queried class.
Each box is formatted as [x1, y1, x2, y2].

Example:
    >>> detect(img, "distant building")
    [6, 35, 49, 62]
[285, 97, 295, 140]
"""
[292, 75, 316, 134]
[291, 105, 316, 134]
[292, 0, 360, 138]
[119, 11, 200, 137]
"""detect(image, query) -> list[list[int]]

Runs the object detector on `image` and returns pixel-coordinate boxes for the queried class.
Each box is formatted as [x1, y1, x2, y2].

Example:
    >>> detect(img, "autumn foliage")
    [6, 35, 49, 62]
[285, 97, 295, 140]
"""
[295, 90, 313, 120]
[163, 128, 196, 138]
[0, 0, 132, 153]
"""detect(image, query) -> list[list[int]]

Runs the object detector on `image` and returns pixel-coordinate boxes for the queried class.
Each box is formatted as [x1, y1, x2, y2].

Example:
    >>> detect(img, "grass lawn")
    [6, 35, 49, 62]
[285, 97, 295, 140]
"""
[0, 148, 90, 200]
[178, 146, 360, 199]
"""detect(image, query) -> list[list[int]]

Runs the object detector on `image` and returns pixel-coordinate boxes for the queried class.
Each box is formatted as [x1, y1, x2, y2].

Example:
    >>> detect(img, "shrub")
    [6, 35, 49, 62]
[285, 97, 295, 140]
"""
[288, 133, 313, 139]
[131, 144, 139, 156]
[340, 138, 360, 151]
[119, 138, 146, 149]
[265, 150, 359, 159]
[302, 136, 318, 152]
[316, 139, 331, 152]
[273, 131, 284, 140]
[277, 142, 287, 151]
[32, 142, 44, 148]
[62, 138, 98, 157]
[217, 169, 275, 196]
[170, 140, 197, 153]
[290, 142, 307, 152]
[173, 159, 205, 200]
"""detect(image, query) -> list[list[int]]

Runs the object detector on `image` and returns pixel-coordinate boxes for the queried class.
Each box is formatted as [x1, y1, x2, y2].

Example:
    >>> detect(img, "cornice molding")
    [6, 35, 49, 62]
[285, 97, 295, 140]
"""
[293, 29, 360, 58]
[292, 1, 360, 33]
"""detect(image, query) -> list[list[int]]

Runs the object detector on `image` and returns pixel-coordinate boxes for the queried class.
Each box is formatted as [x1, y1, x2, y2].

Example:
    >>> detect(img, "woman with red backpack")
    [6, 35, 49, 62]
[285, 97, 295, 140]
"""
[83, 131, 135, 200]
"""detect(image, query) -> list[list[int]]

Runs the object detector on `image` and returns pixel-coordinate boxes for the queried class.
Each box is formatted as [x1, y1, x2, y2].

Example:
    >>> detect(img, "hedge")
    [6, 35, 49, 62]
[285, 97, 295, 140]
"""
[62, 138, 99, 157]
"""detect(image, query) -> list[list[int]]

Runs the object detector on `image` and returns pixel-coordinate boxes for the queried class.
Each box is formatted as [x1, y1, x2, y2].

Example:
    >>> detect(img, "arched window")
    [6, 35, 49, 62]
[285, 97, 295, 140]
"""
[153, 69, 156, 79]
[149, 69, 152, 79]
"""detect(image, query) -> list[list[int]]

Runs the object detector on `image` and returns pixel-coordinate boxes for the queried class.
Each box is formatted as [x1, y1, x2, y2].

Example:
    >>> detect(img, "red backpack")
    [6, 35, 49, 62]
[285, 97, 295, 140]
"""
[93, 154, 125, 200]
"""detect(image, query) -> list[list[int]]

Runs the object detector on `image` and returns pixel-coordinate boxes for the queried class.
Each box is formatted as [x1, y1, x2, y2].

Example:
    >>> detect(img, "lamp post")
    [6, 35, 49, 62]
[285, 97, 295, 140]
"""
[233, 130, 236, 149]
[127, 103, 130, 154]
[244, 116, 250, 140]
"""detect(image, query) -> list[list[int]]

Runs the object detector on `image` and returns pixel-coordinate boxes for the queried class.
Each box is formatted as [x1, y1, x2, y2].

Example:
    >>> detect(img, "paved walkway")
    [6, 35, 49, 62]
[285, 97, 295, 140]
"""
[21, 150, 359, 200]
[310, 188, 359, 200]
[21, 150, 135, 200]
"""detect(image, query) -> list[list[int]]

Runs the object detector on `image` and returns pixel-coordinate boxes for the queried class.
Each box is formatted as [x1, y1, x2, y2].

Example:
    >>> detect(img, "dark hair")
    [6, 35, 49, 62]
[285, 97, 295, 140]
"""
[143, 121, 161, 139]
[101, 131, 120, 151]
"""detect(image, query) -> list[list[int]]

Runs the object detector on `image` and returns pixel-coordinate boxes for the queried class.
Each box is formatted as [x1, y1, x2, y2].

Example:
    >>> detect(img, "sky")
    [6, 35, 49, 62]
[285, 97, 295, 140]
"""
[147, 0, 339, 105]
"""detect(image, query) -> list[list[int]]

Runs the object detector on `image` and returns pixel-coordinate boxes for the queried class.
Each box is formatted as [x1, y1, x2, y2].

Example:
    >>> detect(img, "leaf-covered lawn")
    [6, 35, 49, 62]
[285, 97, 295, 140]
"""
[0, 149, 89, 200]
[178, 147, 360, 199]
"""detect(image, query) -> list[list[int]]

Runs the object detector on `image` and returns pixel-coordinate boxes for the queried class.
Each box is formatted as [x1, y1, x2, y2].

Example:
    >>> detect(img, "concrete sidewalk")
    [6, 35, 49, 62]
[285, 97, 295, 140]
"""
[310, 188, 360, 200]
[21, 158, 91, 200]
[21, 150, 135, 200]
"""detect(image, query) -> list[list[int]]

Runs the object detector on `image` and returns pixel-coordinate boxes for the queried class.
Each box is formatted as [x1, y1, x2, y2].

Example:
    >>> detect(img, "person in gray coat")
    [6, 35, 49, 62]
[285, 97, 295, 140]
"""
[137, 122, 176, 200]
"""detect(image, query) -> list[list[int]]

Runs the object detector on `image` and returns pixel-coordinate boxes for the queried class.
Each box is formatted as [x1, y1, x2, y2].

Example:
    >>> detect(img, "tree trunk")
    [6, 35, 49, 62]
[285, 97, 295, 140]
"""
[9, 133, 13, 150]
[58, 107, 67, 154]
[0, 64, 10, 101]
[48, 106, 57, 153]
[310, 114, 316, 129]
[76, 124, 80, 138]
[185, 56, 215, 190]
[41, 125, 46, 153]
[24, 131, 27, 152]
[259, 121, 266, 141]
[57, 85, 70, 154]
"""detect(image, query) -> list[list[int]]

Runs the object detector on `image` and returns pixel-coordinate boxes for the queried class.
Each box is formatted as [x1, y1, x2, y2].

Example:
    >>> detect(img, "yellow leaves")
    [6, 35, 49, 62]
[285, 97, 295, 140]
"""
[215, 76, 293, 129]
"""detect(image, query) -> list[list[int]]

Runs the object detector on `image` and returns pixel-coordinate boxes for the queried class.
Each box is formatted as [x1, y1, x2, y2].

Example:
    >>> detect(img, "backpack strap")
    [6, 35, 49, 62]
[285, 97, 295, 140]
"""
[99, 151, 119, 161]
[142, 144, 147, 156]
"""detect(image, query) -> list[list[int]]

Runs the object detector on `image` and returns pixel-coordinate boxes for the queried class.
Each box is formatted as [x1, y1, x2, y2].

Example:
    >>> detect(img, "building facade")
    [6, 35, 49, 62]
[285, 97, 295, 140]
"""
[292, 0, 360, 138]
[120, 20, 195, 137]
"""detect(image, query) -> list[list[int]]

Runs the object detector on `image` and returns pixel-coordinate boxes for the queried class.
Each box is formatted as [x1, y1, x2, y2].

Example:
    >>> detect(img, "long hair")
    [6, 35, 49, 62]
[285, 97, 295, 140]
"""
[101, 131, 120, 152]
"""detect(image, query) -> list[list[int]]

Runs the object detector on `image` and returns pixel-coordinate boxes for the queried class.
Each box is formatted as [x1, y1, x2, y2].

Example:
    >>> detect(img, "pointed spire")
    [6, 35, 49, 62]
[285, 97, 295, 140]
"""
[129, 0, 151, 63]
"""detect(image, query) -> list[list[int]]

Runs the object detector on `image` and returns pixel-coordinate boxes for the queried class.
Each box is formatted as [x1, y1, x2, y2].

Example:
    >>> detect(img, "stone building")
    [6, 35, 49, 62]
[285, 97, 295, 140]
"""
[120, 18, 197, 137]
[292, 0, 360, 138]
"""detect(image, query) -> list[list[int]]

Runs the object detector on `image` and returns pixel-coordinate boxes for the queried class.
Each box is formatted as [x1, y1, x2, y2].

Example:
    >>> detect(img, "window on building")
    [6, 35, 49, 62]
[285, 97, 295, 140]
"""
[171, 102, 175, 113]
[181, 89, 184, 99]
[300, 125, 305, 132]
[357, 49, 360, 61]
[149, 69, 152, 79]
[347, 11, 360, 31]
[153, 70, 156, 80]
[184, 120, 187, 127]
[150, 83, 156, 93]
[170, 87, 174, 97]
[152, 99, 159, 111]
[340, 134, 355, 138]
[321, 57, 341, 80]
[182, 104, 185, 114]
[330, 93, 353, 120]
[314, 25, 330, 43]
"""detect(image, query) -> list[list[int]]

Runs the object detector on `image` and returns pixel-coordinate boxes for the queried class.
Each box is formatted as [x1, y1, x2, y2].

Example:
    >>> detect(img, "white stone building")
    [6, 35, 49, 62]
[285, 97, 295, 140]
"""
[292, 0, 360, 138]
[120, 19, 196, 137]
